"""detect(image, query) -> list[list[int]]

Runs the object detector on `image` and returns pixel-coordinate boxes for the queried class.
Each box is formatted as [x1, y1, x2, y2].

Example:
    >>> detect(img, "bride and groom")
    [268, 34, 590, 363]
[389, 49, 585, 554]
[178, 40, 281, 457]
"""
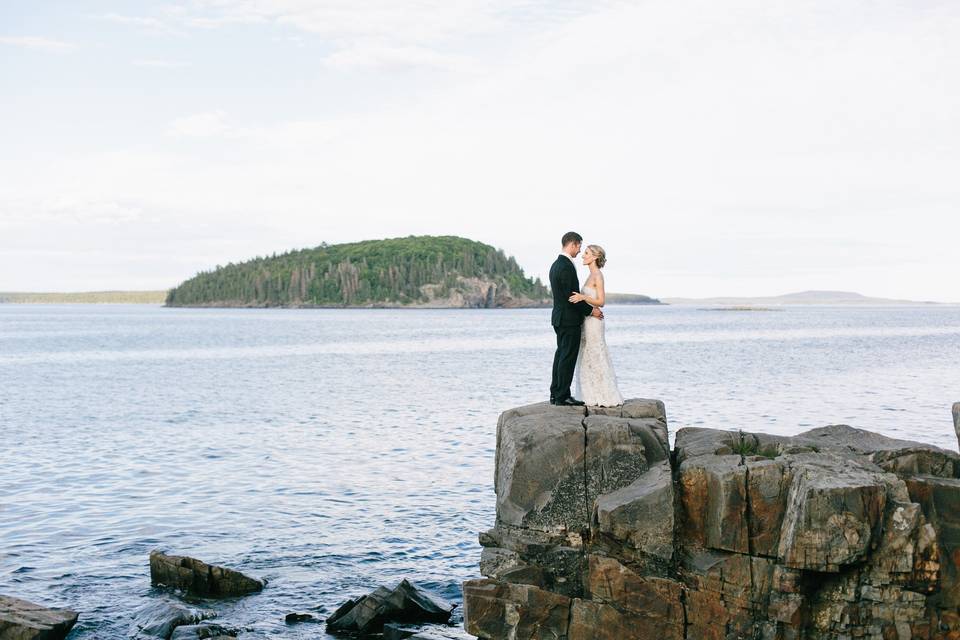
[549, 231, 624, 408]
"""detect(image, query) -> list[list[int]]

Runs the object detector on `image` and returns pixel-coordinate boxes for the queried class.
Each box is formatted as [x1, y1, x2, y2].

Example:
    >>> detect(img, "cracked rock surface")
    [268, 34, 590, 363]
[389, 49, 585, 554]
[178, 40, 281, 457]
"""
[463, 399, 960, 639]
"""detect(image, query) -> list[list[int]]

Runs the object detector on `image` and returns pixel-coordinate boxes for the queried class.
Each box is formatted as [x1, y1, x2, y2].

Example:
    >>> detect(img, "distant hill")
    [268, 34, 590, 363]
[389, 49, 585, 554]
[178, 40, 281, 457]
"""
[664, 290, 939, 306]
[165, 236, 551, 308]
[0, 291, 167, 304]
[606, 293, 664, 305]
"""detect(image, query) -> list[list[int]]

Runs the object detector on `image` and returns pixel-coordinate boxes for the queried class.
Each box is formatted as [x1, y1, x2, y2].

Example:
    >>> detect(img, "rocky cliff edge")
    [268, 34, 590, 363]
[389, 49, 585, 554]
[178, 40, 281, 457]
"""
[463, 399, 960, 640]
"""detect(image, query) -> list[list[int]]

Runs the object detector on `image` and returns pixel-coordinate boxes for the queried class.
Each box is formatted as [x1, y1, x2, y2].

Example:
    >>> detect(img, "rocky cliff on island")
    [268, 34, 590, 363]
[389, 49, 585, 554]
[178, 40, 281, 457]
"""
[462, 399, 960, 640]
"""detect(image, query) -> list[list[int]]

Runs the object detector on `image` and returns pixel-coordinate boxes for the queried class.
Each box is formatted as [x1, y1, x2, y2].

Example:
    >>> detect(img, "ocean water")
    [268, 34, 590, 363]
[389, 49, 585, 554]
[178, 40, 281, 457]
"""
[2, 303, 959, 638]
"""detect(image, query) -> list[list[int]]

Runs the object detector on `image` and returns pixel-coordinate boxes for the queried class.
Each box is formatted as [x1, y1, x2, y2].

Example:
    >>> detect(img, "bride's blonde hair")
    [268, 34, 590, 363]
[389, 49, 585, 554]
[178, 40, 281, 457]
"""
[586, 244, 607, 269]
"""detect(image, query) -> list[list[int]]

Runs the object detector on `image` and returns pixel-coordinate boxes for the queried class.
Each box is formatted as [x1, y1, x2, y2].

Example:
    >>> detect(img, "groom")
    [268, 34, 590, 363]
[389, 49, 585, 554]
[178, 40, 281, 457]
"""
[550, 231, 603, 406]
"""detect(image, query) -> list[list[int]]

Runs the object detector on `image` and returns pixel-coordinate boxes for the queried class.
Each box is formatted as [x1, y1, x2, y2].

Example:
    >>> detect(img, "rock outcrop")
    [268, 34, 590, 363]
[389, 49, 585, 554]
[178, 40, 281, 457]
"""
[0, 595, 78, 640]
[149, 550, 265, 598]
[463, 399, 960, 640]
[327, 579, 456, 636]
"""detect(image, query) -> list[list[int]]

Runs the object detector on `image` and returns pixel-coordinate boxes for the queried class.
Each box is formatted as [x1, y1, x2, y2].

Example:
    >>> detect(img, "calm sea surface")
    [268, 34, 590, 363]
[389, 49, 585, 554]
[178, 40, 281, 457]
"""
[2, 304, 959, 637]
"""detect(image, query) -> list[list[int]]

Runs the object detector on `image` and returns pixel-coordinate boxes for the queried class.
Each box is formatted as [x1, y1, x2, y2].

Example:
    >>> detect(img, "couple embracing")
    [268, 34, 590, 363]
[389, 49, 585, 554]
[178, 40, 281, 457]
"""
[549, 231, 623, 408]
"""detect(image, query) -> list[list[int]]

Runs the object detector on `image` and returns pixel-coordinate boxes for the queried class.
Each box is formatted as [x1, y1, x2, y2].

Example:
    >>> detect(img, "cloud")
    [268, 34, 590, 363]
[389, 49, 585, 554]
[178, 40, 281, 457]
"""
[323, 43, 474, 71]
[98, 12, 183, 35]
[164, 110, 355, 149]
[101, 13, 166, 28]
[0, 36, 74, 52]
[167, 111, 230, 138]
[104, 0, 607, 71]
[132, 58, 189, 68]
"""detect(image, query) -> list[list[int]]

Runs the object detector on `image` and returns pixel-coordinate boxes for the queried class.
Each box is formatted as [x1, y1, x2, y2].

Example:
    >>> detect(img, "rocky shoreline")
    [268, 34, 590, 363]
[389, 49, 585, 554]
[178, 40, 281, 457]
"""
[463, 399, 960, 640]
[5, 401, 959, 639]
[1, 551, 468, 640]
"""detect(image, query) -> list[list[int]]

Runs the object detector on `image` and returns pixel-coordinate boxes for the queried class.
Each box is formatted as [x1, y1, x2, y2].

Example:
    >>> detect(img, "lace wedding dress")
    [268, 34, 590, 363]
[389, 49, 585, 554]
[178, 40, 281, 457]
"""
[574, 285, 624, 407]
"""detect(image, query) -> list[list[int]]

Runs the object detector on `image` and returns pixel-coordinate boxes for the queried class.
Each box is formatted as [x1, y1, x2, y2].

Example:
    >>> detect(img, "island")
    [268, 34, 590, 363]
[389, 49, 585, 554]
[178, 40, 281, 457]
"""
[166, 236, 552, 309]
[165, 235, 662, 309]
[604, 293, 664, 305]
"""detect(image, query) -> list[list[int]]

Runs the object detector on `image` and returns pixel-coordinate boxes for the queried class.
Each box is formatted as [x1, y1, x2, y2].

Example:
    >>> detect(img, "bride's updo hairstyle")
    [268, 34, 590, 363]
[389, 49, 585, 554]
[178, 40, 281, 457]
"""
[587, 244, 607, 269]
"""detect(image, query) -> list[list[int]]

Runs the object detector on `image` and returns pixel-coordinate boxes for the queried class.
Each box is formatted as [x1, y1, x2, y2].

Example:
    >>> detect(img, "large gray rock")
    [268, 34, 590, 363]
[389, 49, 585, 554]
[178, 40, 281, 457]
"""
[465, 400, 960, 640]
[462, 579, 570, 640]
[678, 447, 748, 554]
[776, 456, 887, 571]
[582, 555, 684, 639]
[494, 406, 589, 532]
[798, 423, 960, 478]
[495, 401, 669, 535]
[477, 524, 583, 597]
[593, 461, 674, 567]
[0, 595, 78, 640]
[149, 551, 264, 598]
[584, 415, 665, 516]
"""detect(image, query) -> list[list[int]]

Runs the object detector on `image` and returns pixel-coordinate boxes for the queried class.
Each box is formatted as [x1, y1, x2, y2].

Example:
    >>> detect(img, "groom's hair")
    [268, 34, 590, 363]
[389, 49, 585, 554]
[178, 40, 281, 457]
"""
[561, 231, 583, 246]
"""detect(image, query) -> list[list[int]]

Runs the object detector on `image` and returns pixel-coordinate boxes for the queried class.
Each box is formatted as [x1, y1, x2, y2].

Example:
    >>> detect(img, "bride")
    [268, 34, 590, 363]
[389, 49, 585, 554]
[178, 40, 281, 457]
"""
[568, 245, 623, 407]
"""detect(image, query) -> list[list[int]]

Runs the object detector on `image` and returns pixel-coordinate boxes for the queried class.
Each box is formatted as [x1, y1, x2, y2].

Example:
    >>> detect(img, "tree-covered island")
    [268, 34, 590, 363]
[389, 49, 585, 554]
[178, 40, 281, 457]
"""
[165, 236, 553, 308]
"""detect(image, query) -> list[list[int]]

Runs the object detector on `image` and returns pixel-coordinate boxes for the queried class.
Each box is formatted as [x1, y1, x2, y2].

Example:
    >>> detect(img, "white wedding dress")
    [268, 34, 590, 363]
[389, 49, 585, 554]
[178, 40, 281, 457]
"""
[574, 284, 624, 407]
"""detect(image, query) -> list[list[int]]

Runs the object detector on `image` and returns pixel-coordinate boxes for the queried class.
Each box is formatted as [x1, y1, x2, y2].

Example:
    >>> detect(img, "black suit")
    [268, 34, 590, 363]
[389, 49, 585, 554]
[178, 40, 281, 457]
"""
[549, 255, 593, 402]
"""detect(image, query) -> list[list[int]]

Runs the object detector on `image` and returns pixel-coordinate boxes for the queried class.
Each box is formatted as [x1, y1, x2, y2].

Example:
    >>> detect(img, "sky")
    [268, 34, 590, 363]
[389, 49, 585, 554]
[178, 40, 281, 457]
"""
[1, 0, 958, 301]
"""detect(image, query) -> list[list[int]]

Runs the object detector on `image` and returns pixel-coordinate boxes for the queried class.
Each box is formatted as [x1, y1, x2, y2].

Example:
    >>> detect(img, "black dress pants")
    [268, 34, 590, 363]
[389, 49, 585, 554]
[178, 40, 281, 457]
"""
[551, 324, 582, 401]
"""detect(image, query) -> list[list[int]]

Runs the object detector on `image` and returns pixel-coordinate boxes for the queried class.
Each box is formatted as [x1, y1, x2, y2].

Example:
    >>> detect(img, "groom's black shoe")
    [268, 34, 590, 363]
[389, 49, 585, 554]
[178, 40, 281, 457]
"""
[558, 397, 585, 406]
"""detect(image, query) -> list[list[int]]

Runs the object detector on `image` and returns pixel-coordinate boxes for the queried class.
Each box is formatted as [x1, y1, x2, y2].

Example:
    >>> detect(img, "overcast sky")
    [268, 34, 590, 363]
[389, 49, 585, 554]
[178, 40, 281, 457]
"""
[2, 0, 958, 300]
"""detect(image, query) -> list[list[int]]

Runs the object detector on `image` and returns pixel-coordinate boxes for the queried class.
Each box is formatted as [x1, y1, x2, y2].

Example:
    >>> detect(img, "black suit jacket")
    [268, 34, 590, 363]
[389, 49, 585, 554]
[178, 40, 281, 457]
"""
[549, 255, 593, 327]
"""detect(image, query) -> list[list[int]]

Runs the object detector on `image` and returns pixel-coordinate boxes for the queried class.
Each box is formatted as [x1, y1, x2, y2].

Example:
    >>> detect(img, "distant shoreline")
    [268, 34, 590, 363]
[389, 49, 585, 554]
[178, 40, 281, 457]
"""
[664, 290, 946, 306]
[0, 291, 168, 304]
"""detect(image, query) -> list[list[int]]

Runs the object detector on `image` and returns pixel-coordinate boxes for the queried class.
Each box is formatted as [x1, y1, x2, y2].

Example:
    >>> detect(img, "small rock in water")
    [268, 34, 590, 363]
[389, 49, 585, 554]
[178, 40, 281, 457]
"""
[169, 622, 239, 639]
[129, 600, 215, 639]
[284, 612, 317, 624]
[0, 594, 79, 640]
[326, 579, 455, 636]
[149, 550, 265, 598]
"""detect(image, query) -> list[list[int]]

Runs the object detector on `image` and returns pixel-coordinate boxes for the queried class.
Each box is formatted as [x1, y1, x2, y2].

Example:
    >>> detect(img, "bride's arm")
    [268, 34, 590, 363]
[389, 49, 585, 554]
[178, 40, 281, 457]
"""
[568, 274, 605, 307]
